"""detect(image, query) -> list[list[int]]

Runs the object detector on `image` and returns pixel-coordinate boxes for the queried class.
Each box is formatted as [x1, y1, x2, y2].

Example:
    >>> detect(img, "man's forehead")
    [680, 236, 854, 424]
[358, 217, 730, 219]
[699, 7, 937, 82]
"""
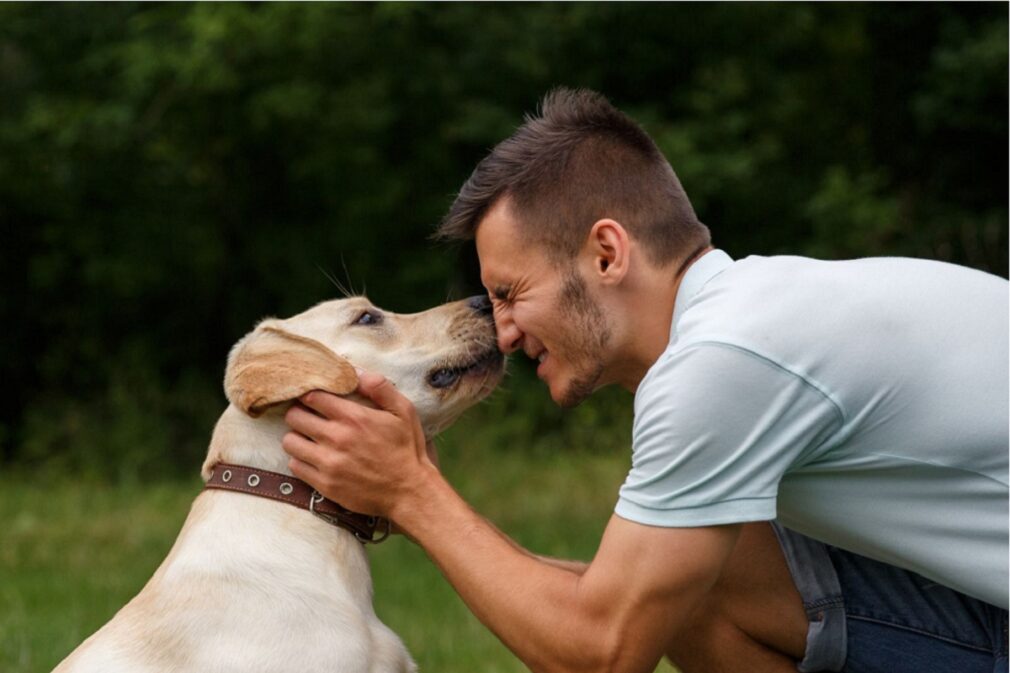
[477, 256, 508, 292]
[474, 199, 521, 287]
[474, 199, 517, 245]
[476, 243, 523, 295]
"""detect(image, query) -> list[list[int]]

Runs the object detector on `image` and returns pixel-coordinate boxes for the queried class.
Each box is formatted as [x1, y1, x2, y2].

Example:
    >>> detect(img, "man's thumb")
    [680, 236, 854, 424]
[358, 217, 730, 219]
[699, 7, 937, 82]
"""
[355, 370, 410, 416]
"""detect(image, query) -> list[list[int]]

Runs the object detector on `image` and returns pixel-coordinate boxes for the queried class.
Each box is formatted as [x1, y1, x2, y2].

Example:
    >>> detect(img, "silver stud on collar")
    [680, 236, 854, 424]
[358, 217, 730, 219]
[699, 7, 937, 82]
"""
[222, 469, 233, 483]
[279, 482, 293, 496]
[247, 474, 260, 488]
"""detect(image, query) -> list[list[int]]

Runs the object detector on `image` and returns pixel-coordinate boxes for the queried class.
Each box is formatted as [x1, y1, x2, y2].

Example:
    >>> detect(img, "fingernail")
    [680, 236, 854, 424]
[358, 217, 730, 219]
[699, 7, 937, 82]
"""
[353, 366, 365, 377]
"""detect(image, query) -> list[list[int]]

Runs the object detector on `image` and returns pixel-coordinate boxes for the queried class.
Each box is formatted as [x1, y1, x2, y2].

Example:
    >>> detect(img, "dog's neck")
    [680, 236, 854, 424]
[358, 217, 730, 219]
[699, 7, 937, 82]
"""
[182, 404, 373, 586]
[201, 404, 294, 480]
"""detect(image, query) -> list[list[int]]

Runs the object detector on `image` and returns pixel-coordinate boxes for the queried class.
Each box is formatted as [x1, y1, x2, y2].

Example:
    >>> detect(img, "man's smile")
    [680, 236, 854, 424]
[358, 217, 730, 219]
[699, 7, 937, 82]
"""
[521, 340, 551, 378]
[535, 350, 550, 379]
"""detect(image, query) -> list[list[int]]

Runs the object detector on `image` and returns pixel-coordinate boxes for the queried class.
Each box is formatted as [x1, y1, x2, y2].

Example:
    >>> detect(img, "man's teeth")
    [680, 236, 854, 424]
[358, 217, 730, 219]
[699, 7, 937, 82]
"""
[537, 352, 547, 363]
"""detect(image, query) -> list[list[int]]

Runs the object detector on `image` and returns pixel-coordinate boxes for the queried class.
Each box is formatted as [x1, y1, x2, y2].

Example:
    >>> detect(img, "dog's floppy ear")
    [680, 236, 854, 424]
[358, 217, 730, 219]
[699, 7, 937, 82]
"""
[225, 324, 358, 417]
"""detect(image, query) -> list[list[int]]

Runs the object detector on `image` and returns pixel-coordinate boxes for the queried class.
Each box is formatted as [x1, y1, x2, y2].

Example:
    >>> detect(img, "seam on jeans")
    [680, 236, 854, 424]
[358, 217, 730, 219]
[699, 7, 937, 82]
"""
[846, 614, 994, 654]
[804, 596, 845, 611]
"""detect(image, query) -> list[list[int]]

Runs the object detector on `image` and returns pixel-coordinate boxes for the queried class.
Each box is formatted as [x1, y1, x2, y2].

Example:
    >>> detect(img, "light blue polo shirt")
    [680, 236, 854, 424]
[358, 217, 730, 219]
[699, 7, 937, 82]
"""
[616, 250, 1009, 608]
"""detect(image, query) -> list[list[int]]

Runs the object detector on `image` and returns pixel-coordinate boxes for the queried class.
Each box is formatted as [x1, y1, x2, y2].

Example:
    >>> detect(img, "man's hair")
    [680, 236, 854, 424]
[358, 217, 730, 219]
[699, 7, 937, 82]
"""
[436, 88, 710, 267]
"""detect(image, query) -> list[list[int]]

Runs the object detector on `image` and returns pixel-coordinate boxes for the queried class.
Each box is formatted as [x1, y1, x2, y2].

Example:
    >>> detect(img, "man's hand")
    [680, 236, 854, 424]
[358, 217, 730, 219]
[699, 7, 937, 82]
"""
[282, 371, 436, 518]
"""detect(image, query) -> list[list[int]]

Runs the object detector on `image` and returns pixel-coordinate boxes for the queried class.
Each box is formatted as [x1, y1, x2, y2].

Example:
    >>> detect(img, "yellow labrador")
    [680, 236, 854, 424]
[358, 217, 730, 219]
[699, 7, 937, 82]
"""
[54, 295, 504, 673]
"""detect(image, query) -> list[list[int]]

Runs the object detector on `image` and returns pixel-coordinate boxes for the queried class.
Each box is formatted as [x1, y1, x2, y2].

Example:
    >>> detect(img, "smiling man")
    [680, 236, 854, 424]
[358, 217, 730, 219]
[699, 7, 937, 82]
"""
[283, 89, 1009, 673]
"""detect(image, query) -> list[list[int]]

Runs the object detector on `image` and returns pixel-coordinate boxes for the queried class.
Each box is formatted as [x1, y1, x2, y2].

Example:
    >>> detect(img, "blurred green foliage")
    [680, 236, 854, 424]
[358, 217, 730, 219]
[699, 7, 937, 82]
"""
[1, 4, 1006, 478]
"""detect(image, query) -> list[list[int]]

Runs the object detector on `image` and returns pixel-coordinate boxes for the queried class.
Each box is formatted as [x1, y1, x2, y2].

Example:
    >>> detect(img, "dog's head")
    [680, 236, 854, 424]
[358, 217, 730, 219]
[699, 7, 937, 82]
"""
[224, 295, 504, 436]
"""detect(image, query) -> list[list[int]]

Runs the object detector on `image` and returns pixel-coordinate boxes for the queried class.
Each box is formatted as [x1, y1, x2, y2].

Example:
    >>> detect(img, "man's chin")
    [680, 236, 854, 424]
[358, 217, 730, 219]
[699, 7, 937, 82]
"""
[552, 369, 601, 409]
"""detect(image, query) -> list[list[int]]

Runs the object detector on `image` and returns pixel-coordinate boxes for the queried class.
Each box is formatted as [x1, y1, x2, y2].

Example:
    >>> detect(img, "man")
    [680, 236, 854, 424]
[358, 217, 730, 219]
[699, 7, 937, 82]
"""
[283, 89, 1009, 672]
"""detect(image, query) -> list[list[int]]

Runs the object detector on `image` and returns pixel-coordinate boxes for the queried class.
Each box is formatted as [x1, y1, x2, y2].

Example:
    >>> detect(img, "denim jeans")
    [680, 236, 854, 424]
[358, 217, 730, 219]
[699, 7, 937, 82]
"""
[771, 522, 1008, 673]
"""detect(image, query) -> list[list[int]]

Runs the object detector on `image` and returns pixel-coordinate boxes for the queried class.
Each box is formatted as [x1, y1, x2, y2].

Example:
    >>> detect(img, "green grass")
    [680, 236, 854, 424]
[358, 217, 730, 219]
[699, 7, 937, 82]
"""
[1, 413, 678, 672]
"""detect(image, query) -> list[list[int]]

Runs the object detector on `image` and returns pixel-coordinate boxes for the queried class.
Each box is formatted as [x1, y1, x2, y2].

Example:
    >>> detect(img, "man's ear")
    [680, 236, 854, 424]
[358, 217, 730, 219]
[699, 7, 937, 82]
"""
[586, 218, 630, 283]
[224, 323, 358, 417]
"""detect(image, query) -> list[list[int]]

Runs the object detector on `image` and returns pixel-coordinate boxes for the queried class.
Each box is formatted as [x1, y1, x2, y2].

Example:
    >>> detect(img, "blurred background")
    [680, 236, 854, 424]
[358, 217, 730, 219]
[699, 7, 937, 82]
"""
[1, 2, 1007, 477]
[1, 4, 1006, 672]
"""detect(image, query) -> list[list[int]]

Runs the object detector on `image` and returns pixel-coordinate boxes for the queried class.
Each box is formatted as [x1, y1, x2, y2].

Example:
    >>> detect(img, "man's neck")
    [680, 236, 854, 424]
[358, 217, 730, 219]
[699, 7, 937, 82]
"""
[613, 246, 714, 393]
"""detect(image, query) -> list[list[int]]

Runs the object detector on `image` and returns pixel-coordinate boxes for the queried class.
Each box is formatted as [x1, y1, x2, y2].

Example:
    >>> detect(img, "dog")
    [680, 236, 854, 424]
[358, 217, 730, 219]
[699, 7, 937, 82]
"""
[53, 295, 504, 673]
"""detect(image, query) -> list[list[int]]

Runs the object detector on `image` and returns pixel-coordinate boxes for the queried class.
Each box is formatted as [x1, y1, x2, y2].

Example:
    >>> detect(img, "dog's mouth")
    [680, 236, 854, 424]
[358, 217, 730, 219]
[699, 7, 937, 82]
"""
[427, 348, 504, 389]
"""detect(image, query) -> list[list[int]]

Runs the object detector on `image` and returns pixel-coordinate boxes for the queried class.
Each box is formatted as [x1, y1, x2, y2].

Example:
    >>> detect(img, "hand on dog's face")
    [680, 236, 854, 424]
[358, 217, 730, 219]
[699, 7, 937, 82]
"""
[280, 390, 438, 528]
[225, 296, 504, 437]
[282, 373, 433, 518]
[222, 295, 503, 518]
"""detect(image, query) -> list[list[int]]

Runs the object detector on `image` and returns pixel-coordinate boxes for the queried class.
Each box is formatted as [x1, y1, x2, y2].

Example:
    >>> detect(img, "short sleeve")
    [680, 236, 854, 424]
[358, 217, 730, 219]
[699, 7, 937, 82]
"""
[616, 342, 843, 527]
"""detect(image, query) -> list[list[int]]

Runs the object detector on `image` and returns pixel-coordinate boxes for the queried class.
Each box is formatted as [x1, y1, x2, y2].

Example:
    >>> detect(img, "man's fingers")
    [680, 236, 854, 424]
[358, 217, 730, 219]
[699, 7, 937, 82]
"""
[284, 403, 331, 441]
[355, 371, 415, 419]
[299, 389, 358, 420]
[298, 375, 417, 426]
[281, 429, 328, 468]
[288, 453, 325, 488]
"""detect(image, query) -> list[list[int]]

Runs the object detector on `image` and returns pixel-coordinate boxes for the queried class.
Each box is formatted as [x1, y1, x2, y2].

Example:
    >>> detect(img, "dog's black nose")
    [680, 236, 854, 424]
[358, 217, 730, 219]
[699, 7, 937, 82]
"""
[467, 294, 493, 317]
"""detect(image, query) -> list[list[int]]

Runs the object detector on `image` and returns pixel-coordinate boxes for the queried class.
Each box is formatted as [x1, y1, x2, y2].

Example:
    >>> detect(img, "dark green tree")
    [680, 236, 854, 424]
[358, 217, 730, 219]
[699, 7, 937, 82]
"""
[1, 4, 1005, 476]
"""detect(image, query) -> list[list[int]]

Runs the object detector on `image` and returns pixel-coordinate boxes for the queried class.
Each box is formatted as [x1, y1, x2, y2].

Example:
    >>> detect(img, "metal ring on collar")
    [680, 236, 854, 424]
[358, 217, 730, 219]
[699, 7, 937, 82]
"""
[357, 518, 392, 545]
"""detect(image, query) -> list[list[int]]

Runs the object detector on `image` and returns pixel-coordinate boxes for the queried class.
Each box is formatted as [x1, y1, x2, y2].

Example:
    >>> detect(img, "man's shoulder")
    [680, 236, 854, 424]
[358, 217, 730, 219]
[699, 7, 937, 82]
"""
[634, 339, 809, 417]
[721, 253, 1006, 297]
[676, 253, 1006, 358]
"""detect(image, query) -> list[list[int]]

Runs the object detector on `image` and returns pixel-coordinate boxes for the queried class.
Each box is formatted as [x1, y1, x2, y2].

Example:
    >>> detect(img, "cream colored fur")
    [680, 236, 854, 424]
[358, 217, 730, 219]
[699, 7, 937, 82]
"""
[54, 296, 503, 673]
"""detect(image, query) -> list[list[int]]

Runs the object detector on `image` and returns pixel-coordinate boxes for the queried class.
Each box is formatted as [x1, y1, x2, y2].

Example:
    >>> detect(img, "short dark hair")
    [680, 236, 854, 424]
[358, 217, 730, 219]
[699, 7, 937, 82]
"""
[436, 88, 710, 267]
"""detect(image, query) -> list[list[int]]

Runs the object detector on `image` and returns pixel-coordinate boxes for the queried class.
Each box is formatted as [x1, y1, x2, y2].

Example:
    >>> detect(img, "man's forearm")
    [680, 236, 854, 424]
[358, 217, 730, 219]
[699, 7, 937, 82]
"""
[480, 514, 590, 575]
[392, 468, 615, 673]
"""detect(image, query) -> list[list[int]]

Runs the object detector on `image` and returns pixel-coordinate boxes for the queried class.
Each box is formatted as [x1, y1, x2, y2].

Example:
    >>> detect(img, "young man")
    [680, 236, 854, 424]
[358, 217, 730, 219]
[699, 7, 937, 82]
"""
[283, 89, 1009, 672]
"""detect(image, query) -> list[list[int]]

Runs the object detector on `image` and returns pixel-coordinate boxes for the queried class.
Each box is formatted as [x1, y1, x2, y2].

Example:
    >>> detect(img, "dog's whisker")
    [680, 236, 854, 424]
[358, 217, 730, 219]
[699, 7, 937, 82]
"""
[339, 254, 358, 297]
[317, 265, 355, 299]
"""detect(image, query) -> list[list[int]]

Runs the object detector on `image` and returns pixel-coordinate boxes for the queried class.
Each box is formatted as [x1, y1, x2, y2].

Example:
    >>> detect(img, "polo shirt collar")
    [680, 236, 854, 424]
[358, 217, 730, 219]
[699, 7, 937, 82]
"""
[671, 249, 733, 333]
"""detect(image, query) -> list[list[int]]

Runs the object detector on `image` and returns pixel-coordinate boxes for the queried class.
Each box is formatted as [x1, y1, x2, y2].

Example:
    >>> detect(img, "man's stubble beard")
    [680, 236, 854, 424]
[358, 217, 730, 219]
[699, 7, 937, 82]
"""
[555, 269, 612, 409]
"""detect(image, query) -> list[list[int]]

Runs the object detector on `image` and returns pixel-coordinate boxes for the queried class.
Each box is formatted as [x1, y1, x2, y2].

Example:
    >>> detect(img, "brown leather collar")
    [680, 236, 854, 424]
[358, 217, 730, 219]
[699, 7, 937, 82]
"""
[203, 463, 390, 544]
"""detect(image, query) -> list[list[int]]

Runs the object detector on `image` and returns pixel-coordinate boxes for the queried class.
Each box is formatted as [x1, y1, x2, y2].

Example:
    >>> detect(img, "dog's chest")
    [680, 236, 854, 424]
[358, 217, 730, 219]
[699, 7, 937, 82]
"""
[58, 494, 415, 673]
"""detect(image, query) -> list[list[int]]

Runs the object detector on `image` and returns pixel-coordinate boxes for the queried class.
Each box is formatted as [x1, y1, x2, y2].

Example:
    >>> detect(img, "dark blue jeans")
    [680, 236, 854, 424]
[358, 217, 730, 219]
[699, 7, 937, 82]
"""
[772, 523, 1008, 673]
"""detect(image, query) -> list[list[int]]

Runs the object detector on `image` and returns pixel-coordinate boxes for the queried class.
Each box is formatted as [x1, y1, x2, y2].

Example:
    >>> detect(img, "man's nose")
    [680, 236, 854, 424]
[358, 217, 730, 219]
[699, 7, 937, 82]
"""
[494, 313, 522, 354]
[497, 328, 522, 354]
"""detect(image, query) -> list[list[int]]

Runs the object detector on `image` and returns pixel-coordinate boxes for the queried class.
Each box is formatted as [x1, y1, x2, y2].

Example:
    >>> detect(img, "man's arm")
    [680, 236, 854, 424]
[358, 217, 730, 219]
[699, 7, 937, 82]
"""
[475, 512, 591, 575]
[397, 475, 740, 673]
[283, 374, 740, 673]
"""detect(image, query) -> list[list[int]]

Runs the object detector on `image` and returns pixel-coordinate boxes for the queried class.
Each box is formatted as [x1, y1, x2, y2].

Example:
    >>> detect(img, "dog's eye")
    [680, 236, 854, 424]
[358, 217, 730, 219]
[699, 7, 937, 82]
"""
[353, 310, 383, 326]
